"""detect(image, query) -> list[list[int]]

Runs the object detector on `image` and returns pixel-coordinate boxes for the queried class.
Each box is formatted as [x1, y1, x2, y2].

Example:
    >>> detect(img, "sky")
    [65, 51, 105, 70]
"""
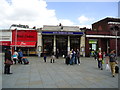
[0, 0, 119, 29]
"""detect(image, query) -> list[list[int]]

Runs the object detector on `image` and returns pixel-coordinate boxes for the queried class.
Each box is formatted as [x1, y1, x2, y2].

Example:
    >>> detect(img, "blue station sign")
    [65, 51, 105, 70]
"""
[42, 31, 84, 35]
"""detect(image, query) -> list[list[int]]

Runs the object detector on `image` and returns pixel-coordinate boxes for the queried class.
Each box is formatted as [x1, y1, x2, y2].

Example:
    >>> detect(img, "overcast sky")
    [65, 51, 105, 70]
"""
[0, 0, 119, 29]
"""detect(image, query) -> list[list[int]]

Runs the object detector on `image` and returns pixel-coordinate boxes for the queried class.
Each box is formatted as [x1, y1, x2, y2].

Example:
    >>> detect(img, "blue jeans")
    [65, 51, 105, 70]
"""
[70, 57, 75, 65]
[98, 60, 102, 69]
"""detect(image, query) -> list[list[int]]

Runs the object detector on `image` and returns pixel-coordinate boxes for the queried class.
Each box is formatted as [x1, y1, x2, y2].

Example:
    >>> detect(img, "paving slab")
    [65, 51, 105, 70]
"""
[1, 55, 119, 89]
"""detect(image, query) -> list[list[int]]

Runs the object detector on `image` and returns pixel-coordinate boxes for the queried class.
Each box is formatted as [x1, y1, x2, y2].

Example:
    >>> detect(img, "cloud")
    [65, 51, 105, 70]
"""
[0, 0, 75, 29]
[77, 15, 94, 28]
[78, 15, 94, 24]
[58, 19, 75, 26]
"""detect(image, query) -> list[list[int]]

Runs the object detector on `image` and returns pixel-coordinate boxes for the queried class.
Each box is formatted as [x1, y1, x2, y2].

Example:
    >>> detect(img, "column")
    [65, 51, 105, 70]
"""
[37, 33, 42, 57]
[53, 35, 56, 55]
[80, 34, 85, 57]
[67, 36, 70, 54]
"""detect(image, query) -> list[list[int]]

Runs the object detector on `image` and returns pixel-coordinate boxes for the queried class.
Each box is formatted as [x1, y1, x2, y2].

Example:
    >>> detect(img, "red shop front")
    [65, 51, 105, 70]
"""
[11, 30, 37, 55]
[0, 41, 11, 52]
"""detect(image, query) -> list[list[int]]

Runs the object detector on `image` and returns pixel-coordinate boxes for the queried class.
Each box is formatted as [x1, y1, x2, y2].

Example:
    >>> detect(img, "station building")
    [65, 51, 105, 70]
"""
[37, 25, 85, 57]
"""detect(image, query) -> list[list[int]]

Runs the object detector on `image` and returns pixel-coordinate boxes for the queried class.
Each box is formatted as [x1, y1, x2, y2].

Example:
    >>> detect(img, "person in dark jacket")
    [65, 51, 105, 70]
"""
[76, 49, 80, 65]
[4, 48, 13, 74]
[43, 54, 47, 62]
[56, 49, 59, 59]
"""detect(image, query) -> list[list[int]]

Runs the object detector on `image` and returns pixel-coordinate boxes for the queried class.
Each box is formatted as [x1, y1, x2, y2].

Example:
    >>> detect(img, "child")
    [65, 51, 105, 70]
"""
[12, 50, 18, 64]
[50, 52, 55, 63]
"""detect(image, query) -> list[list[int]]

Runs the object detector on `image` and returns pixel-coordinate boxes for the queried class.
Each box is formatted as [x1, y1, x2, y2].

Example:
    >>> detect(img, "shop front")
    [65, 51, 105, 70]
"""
[11, 29, 37, 55]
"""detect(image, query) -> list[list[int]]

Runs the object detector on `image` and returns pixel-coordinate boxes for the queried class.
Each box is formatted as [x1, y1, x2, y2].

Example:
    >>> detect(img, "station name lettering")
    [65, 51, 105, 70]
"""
[53, 32, 73, 34]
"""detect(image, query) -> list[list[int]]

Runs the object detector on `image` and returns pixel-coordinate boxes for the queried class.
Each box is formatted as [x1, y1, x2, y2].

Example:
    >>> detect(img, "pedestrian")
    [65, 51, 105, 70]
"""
[4, 48, 13, 74]
[107, 50, 118, 77]
[18, 49, 23, 64]
[12, 50, 18, 64]
[69, 49, 76, 65]
[103, 51, 106, 58]
[56, 49, 59, 59]
[76, 49, 80, 65]
[97, 50, 103, 70]
[65, 52, 70, 65]
[43, 54, 47, 62]
[50, 51, 55, 63]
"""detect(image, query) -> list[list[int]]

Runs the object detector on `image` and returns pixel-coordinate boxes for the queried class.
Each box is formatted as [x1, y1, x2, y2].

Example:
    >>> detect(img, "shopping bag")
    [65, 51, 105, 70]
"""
[105, 64, 110, 71]
[102, 60, 104, 64]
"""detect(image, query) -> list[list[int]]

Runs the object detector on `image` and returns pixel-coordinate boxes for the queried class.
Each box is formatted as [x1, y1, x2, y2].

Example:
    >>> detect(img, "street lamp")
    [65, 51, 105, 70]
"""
[111, 25, 119, 60]
[15, 28, 17, 50]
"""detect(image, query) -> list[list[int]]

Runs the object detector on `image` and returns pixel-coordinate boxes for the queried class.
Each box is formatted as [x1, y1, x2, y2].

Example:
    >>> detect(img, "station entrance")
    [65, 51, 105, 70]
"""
[42, 35, 81, 56]
[56, 36, 68, 56]
[43, 35, 53, 56]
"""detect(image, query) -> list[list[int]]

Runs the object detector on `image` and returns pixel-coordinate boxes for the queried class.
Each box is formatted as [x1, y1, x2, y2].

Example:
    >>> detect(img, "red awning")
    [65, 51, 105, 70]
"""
[0, 41, 11, 46]
[11, 42, 36, 47]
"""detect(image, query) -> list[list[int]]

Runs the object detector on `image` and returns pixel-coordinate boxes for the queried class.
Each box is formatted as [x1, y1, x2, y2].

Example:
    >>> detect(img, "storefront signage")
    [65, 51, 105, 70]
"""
[89, 40, 97, 44]
[0, 41, 11, 46]
[12, 30, 37, 41]
[42, 31, 83, 35]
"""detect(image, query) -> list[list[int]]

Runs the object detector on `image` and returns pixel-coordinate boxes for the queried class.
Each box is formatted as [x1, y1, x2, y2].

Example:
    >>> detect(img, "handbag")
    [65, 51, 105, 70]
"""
[4, 59, 13, 65]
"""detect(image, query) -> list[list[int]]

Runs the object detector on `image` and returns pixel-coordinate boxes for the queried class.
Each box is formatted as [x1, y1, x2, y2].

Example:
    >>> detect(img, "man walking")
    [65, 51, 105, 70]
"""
[107, 50, 117, 77]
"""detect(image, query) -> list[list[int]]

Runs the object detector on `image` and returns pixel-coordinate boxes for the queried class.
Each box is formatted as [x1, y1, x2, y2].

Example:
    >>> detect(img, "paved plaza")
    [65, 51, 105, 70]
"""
[1, 54, 119, 89]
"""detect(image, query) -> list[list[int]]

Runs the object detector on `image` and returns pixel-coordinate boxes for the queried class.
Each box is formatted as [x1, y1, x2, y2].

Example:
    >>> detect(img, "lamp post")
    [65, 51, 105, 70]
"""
[111, 25, 119, 60]
[15, 28, 17, 50]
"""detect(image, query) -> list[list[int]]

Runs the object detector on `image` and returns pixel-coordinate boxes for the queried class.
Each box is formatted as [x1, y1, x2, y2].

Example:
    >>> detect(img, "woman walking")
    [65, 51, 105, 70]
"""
[97, 50, 103, 70]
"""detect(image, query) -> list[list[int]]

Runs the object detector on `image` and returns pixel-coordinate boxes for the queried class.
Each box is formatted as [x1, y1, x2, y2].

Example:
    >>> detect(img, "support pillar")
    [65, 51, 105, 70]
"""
[80, 34, 85, 57]
[53, 35, 56, 55]
[37, 33, 42, 57]
[67, 36, 70, 55]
